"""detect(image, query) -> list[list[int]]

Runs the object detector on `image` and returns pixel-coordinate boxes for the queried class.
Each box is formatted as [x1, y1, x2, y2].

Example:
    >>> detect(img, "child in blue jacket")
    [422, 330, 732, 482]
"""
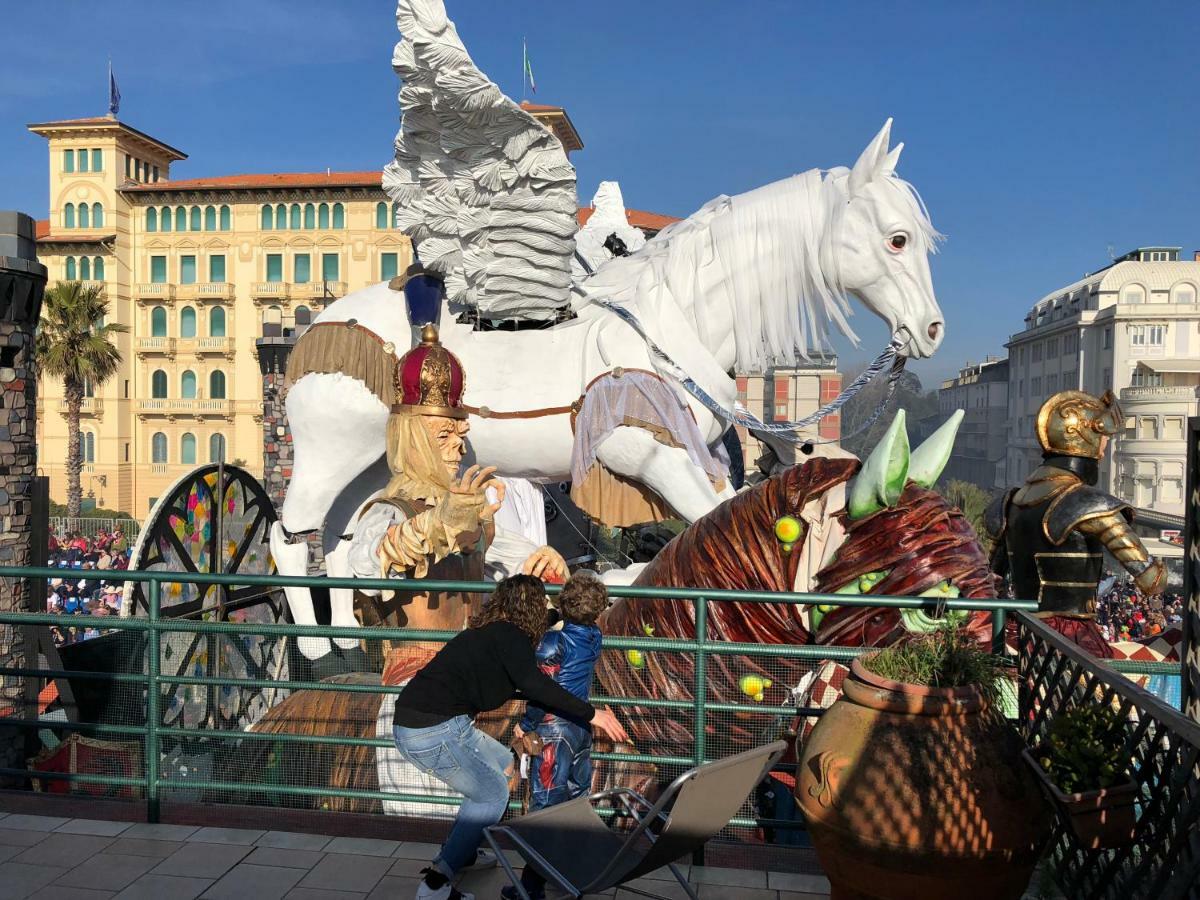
[505, 572, 612, 900]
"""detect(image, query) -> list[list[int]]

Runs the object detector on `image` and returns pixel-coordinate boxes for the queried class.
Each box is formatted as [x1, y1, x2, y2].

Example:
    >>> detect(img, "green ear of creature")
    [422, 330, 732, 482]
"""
[848, 409, 910, 520]
[907, 409, 965, 489]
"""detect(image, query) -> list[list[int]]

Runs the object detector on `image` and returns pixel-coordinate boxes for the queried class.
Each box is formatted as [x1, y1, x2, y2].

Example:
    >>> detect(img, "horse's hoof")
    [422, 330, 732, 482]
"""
[311, 646, 371, 680]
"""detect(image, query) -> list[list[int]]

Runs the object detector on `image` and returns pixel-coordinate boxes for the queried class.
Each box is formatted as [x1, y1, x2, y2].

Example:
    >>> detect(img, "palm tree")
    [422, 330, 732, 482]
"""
[36, 281, 127, 518]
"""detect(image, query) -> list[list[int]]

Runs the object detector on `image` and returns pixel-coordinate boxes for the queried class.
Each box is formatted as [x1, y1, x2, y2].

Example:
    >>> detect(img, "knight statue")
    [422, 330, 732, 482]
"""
[985, 389, 1166, 656]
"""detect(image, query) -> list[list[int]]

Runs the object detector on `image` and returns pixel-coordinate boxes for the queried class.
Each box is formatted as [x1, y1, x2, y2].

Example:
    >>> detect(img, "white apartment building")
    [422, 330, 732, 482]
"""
[937, 357, 1009, 490]
[1005, 247, 1200, 516]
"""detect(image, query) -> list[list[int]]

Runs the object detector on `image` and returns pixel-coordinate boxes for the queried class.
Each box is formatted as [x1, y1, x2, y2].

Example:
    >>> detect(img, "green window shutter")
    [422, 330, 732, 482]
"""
[80, 257, 91, 280]
[91, 149, 103, 171]
[304, 204, 315, 229]
[64, 150, 74, 173]
[175, 207, 186, 231]
[294, 254, 311, 283]
[219, 205, 231, 230]
[93, 257, 105, 280]
[150, 256, 167, 283]
[161, 206, 172, 232]
[261, 205, 272, 229]
[318, 204, 330, 229]
[92, 204, 103, 227]
[381, 252, 398, 281]
[189, 207, 201, 231]
[209, 434, 226, 463]
[124, 154, 131, 178]
[153, 165, 159, 182]
[78, 204, 90, 228]
[332, 203, 345, 229]
[289, 205, 301, 229]
[151, 307, 167, 337]
[65, 257, 76, 279]
[152, 433, 167, 463]
[146, 207, 157, 232]
[266, 254, 283, 283]
[210, 371, 226, 399]
[204, 206, 216, 231]
[321, 253, 339, 281]
[181, 433, 196, 465]
[376, 202, 387, 229]
[209, 307, 226, 337]
[180, 255, 197, 285]
[181, 370, 197, 399]
[79, 150, 89, 173]
[151, 372, 167, 399]
[209, 254, 226, 283]
[180, 307, 197, 338]
[64, 204, 75, 228]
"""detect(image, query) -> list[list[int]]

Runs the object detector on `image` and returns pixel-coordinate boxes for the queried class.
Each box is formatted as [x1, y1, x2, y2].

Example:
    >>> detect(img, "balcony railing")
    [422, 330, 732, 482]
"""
[252, 282, 290, 300]
[1119, 386, 1200, 402]
[196, 282, 234, 301]
[56, 398, 104, 416]
[136, 283, 175, 303]
[178, 336, 236, 357]
[292, 281, 347, 300]
[135, 399, 236, 417]
[135, 337, 176, 357]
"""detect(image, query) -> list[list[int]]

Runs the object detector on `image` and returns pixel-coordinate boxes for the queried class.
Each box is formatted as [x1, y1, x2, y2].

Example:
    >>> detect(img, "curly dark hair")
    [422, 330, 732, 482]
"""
[556, 572, 609, 626]
[469, 574, 549, 645]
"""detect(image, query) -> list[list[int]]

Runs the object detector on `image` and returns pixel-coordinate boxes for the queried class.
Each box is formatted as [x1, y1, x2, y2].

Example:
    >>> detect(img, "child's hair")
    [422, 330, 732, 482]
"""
[469, 574, 548, 644]
[555, 572, 609, 627]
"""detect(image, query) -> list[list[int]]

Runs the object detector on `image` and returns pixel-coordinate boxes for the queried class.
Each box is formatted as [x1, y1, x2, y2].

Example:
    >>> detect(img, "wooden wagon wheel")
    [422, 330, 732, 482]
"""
[122, 464, 289, 732]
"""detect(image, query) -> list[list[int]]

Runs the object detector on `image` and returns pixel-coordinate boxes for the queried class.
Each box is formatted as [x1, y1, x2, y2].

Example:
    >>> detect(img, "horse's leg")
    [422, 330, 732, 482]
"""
[324, 538, 360, 651]
[595, 426, 727, 523]
[269, 524, 329, 661]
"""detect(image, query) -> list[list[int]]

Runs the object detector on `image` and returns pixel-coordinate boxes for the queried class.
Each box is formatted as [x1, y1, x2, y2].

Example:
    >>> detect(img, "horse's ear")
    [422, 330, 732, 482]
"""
[847, 408, 910, 519]
[848, 118, 893, 198]
[908, 409, 964, 488]
[879, 142, 903, 179]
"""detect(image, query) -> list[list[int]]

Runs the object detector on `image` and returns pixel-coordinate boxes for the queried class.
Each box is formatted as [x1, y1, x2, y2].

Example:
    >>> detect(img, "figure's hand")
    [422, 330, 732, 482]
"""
[512, 723, 526, 741]
[522, 545, 567, 583]
[591, 706, 629, 744]
[447, 465, 504, 520]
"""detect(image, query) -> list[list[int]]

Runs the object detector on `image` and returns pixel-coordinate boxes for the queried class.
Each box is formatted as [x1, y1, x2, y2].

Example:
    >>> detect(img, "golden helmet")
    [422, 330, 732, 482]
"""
[1035, 390, 1124, 459]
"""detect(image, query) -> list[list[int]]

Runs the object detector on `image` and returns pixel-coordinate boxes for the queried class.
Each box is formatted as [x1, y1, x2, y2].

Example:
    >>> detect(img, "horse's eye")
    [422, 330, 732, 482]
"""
[889, 234, 908, 251]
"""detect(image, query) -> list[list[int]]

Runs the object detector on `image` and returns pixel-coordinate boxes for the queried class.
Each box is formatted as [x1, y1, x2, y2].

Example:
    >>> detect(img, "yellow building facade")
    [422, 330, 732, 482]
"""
[28, 107, 587, 517]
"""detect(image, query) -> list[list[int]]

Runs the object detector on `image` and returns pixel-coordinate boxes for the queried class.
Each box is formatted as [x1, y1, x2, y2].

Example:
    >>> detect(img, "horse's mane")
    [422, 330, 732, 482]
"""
[578, 169, 940, 370]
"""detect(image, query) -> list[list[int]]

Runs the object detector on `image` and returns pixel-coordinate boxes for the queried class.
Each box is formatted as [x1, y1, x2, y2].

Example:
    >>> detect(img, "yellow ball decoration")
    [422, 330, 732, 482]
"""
[774, 516, 802, 546]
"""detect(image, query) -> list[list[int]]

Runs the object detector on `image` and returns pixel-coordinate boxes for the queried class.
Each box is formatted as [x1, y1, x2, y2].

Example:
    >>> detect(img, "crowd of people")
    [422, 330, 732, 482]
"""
[1096, 572, 1185, 643]
[45, 527, 133, 647]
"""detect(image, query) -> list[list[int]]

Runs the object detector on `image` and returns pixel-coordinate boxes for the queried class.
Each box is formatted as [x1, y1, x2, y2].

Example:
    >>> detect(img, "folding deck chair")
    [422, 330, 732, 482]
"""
[483, 740, 787, 900]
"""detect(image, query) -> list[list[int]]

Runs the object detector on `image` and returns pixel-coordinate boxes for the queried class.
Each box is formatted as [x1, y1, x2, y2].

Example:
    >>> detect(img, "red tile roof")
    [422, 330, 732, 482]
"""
[578, 206, 681, 233]
[27, 117, 187, 161]
[35, 219, 50, 239]
[122, 171, 382, 192]
[519, 102, 564, 113]
[37, 232, 115, 244]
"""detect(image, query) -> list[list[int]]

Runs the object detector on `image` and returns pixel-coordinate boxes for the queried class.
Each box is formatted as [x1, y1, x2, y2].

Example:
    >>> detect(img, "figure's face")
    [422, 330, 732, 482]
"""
[420, 415, 469, 477]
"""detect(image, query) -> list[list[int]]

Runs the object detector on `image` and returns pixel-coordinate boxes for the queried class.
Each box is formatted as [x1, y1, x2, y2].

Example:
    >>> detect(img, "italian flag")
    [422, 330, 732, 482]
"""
[524, 38, 536, 94]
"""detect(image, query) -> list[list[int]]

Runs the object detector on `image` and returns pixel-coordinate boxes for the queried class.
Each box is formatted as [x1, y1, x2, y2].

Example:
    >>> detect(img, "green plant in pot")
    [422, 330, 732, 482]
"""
[796, 621, 1051, 900]
[1023, 705, 1137, 849]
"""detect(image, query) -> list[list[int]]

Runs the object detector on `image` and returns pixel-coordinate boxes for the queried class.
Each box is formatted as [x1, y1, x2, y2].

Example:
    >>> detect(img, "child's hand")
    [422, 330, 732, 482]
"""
[591, 706, 629, 744]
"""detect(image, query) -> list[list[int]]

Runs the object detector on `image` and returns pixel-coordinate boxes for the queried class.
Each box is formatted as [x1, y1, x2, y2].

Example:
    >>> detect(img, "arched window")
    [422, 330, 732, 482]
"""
[181, 370, 197, 399]
[189, 206, 201, 231]
[159, 205, 172, 232]
[375, 201, 388, 229]
[151, 432, 168, 463]
[151, 306, 167, 337]
[304, 203, 315, 229]
[180, 306, 197, 338]
[78, 203, 90, 229]
[204, 205, 216, 231]
[392, 201, 400, 223]
[262, 305, 283, 334]
[209, 370, 226, 399]
[275, 203, 286, 228]
[151, 370, 168, 398]
[289, 204, 301, 230]
[63, 203, 75, 228]
[93, 257, 104, 280]
[318, 203, 330, 229]
[261, 204, 273, 230]
[1172, 282, 1197, 305]
[79, 257, 91, 280]
[1122, 284, 1145, 305]
[209, 307, 226, 337]
[219, 205, 231, 230]
[92, 203, 103, 227]
[175, 207, 186, 232]
[80, 431, 95, 464]
[65, 257, 76, 280]
[332, 203, 345, 229]
[209, 433, 226, 463]
[181, 433, 197, 465]
[294, 305, 312, 328]
[146, 207, 158, 232]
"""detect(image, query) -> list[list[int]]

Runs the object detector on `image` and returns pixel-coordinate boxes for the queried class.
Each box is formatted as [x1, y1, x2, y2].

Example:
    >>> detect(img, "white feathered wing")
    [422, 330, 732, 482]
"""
[383, 0, 578, 321]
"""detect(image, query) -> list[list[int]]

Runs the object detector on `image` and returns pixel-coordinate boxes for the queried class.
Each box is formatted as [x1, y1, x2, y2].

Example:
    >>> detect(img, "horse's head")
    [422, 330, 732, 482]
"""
[831, 120, 945, 359]
[811, 410, 997, 647]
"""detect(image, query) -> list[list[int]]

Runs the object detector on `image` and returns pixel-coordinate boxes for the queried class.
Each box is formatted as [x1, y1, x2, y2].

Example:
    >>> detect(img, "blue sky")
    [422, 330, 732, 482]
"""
[2, 0, 1198, 386]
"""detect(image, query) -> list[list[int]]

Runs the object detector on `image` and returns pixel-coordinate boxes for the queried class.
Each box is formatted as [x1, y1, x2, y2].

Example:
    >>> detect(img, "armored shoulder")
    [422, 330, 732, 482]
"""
[1044, 486, 1133, 545]
[983, 490, 1015, 541]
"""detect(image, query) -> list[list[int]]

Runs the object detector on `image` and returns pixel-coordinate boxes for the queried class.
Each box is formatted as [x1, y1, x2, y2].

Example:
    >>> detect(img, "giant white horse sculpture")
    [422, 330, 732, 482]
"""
[273, 0, 945, 659]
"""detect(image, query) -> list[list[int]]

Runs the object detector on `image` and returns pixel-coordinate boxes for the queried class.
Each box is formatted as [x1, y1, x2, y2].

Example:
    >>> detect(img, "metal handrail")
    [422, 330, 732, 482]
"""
[0, 563, 1148, 835]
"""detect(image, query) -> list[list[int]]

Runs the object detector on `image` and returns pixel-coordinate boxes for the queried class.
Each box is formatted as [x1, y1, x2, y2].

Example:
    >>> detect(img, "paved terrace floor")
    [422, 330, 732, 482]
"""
[0, 811, 834, 900]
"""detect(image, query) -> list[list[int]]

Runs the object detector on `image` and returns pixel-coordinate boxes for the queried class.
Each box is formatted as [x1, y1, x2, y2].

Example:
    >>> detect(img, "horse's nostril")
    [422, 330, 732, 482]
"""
[928, 321, 943, 341]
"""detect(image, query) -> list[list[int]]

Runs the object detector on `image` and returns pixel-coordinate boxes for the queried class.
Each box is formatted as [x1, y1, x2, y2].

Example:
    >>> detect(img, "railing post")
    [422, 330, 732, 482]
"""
[692, 595, 708, 868]
[992, 607, 1007, 656]
[145, 578, 161, 823]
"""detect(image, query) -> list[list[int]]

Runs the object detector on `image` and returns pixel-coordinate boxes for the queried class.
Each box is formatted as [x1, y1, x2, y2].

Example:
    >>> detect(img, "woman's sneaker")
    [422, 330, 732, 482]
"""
[416, 867, 474, 900]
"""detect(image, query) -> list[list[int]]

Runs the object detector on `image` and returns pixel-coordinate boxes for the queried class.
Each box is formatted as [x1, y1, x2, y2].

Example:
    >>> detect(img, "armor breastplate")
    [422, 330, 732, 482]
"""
[1004, 502, 1103, 616]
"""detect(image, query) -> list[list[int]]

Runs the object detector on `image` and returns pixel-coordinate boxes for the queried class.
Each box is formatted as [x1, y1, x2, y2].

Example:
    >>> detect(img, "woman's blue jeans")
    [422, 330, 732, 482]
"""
[393, 715, 513, 878]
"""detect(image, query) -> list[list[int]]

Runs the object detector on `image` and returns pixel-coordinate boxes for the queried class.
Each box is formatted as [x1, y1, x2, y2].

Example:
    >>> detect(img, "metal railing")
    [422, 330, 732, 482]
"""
[0, 565, 1173, 843]
[49, 517, 141, 540]
[1017, 613, 1200, 900]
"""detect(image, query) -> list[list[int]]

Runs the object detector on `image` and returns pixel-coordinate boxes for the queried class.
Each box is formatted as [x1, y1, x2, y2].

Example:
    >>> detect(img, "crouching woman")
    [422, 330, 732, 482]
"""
[393, 574, 628, 900]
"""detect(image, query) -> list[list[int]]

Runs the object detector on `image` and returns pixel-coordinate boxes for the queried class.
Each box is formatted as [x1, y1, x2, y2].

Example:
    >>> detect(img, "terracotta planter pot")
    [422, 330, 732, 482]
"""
[795, 658, 1051, 900]
[1021, 749, 1138, 849]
